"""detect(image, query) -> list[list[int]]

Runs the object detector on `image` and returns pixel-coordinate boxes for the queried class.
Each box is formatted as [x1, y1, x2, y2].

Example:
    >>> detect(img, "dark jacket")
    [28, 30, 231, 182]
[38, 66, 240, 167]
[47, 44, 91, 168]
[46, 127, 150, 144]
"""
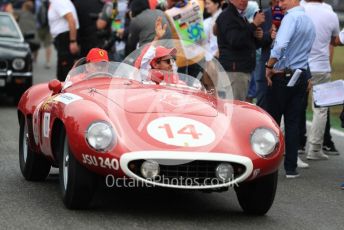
[73, 0, 105, 57]
[126, 9, 172, 55]
[260, 7, 273, 63]
[216, 2, 261, 72]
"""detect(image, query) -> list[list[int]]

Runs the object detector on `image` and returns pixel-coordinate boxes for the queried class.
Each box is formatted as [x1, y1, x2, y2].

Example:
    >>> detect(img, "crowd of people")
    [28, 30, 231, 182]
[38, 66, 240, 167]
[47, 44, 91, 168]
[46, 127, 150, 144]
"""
[1, 0, 344, 187]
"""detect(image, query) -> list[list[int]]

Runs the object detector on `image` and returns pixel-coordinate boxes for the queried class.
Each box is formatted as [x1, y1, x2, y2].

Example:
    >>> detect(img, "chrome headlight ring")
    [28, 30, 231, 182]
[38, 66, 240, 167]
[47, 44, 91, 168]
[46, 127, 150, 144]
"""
[86, 121, 116, 152]
[250, 127, 279, 158]
[12, 58, 25, 70]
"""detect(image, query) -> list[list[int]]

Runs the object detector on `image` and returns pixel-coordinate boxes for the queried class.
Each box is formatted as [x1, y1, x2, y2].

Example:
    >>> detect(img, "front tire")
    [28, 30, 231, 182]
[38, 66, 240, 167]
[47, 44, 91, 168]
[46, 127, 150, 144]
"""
[235, 171, 278, 215]
[58, 128, 96, 209]
[19, 117, 51, 181]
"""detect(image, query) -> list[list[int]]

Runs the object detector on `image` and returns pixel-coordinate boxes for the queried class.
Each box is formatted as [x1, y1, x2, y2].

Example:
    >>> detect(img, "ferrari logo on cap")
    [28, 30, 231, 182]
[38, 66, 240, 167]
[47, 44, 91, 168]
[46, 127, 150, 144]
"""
[99, 50, 104, 56]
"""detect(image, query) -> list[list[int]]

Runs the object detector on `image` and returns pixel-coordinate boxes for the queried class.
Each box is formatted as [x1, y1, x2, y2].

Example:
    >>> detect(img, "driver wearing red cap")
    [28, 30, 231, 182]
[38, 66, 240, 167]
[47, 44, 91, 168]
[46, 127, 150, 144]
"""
[86, 48, 109, 62]
[85, 48, 109, 73]
[63, 48, 110, 87]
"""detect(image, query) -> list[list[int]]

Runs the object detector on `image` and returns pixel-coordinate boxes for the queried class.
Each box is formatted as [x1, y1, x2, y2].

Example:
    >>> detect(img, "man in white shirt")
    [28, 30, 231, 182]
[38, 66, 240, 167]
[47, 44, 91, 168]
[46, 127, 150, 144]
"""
[48, 0, 79, 81]
[300, 0, 333, 10]
[303, 0, 340, 160]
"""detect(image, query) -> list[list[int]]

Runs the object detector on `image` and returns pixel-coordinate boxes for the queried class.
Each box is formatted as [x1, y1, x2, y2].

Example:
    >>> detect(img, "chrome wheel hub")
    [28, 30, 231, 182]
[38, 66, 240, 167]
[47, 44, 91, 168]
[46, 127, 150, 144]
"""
[23, 124, 29, 163]
[63, 137, 69, 190]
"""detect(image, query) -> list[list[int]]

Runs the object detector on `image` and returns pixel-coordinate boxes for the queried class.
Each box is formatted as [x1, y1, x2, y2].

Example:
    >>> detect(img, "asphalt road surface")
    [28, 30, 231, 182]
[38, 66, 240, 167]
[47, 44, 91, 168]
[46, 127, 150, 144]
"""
[0, 51, 343, 230]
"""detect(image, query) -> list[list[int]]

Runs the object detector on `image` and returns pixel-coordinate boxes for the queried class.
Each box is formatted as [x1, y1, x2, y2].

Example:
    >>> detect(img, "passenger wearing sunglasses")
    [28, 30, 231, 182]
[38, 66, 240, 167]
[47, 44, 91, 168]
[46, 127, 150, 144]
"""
[149, 47, 176, 72]
[135, 16, 179, 84]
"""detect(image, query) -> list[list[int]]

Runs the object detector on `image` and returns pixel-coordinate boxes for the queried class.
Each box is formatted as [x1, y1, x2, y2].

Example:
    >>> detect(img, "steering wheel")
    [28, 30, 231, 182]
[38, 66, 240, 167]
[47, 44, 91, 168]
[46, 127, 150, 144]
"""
[85, 72, 113, 79]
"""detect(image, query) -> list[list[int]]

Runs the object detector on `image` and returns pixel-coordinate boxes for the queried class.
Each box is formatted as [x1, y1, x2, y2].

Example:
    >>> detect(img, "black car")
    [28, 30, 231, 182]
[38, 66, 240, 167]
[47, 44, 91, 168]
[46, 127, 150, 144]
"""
[0, 12, 33, 102]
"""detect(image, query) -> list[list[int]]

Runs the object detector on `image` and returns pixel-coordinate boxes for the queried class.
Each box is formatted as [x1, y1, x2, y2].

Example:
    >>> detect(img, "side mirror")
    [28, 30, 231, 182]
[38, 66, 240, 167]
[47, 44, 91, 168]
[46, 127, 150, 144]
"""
[48, 79, 62, 95]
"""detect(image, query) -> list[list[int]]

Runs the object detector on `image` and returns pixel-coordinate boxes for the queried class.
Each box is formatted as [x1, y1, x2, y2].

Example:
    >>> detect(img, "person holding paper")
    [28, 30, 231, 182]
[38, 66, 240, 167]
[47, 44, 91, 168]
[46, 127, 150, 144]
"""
[303, 0, 340, 161]
[265, 0, 315, 178]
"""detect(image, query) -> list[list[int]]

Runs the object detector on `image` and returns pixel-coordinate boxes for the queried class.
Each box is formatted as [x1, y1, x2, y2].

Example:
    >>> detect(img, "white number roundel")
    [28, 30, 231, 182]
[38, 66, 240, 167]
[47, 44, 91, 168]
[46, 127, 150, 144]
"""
[147, 116, 216, 147]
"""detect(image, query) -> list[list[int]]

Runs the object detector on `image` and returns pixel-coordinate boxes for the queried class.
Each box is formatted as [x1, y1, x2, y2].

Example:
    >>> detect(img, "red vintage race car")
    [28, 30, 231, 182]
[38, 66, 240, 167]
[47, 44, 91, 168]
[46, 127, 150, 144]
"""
[17, 60, 284, 214]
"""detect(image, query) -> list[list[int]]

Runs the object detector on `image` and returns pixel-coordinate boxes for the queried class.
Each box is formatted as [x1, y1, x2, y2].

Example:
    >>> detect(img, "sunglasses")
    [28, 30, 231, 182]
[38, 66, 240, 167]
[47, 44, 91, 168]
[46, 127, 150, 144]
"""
[158, 58, 175, 65]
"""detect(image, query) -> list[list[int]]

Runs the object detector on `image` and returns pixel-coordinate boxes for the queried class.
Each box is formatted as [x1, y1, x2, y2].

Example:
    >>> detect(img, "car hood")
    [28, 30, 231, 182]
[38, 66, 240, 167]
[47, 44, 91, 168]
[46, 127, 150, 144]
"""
[70, 84, 218, 117]
[0, 40, 29, 59]
[96, 87, 217, 117]
[61, 86, 281, 158]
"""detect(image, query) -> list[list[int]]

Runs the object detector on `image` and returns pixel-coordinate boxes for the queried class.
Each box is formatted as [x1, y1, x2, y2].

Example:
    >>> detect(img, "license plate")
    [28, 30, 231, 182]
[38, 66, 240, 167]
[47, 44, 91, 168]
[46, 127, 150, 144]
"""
[0, 79, 5, 87]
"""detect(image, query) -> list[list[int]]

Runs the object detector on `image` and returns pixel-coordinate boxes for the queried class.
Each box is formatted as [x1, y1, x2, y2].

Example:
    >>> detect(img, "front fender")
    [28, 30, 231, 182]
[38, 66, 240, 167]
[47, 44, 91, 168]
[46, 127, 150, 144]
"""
[54, 99, 114, 166]
[17, 83, 51, 119]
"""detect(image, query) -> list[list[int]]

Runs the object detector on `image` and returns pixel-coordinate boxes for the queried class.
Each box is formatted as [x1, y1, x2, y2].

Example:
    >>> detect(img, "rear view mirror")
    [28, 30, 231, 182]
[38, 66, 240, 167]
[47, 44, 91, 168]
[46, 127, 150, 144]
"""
[48, 79, 62, 95]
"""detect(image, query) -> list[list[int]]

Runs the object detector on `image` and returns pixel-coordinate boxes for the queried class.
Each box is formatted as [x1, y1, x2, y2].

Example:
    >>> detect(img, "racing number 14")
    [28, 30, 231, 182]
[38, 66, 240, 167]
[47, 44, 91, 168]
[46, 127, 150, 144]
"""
[159, 124, 202, 139]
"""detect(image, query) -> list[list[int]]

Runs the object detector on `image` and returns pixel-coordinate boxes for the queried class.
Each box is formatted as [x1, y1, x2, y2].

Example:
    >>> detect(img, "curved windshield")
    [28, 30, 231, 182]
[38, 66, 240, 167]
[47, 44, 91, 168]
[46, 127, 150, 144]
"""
[63, 61, 204, 91]
[0, 14, 21, 39]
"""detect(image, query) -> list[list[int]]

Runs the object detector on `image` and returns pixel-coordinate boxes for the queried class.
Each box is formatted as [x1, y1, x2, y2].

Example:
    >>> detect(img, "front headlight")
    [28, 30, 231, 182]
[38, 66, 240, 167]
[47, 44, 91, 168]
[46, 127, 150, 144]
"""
[140, 160, 160, 179]
[12, 58, 25, 70]
[215, 163, 234, 182]
[250, 127, 278, 157]
[86, 121, 115, 152]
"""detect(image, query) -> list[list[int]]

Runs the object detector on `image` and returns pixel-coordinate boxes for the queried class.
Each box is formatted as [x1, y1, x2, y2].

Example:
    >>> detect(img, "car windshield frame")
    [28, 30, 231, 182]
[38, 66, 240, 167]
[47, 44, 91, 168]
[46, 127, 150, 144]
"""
[0, 13, 23, 41]
[63, 61, 204, 91]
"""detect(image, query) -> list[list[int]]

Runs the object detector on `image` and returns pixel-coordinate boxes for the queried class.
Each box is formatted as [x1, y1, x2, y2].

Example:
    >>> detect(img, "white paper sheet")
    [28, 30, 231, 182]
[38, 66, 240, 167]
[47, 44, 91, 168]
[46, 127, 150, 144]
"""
[287, 69, 302, 87]
[313, 80, 344, 107]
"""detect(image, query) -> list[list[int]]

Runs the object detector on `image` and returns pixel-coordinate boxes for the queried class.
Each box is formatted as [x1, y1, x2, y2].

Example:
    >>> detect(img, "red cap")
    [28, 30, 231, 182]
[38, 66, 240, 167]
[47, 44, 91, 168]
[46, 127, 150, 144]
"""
[134, 45, 176, 69]
[153, 46, 177, 61]
[86, 48, 109, 63]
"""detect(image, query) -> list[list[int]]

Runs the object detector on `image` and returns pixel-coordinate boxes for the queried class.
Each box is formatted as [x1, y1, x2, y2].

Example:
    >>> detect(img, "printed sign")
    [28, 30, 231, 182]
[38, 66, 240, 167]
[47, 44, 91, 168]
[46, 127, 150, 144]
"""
[53, 93, 82, 105]
[166, 0, 206, 59]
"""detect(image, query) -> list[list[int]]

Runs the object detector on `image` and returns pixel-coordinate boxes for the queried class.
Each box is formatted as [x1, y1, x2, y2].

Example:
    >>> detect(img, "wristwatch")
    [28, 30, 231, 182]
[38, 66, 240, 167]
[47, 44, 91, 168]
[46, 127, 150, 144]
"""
[265, 63, 273, 69]
[69, 40, 77, 43]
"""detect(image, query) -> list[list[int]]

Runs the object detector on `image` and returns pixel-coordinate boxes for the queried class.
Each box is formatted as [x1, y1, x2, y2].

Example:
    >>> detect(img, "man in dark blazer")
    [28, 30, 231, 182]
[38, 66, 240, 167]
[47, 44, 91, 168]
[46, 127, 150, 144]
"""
[215, 0, 265, 100]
